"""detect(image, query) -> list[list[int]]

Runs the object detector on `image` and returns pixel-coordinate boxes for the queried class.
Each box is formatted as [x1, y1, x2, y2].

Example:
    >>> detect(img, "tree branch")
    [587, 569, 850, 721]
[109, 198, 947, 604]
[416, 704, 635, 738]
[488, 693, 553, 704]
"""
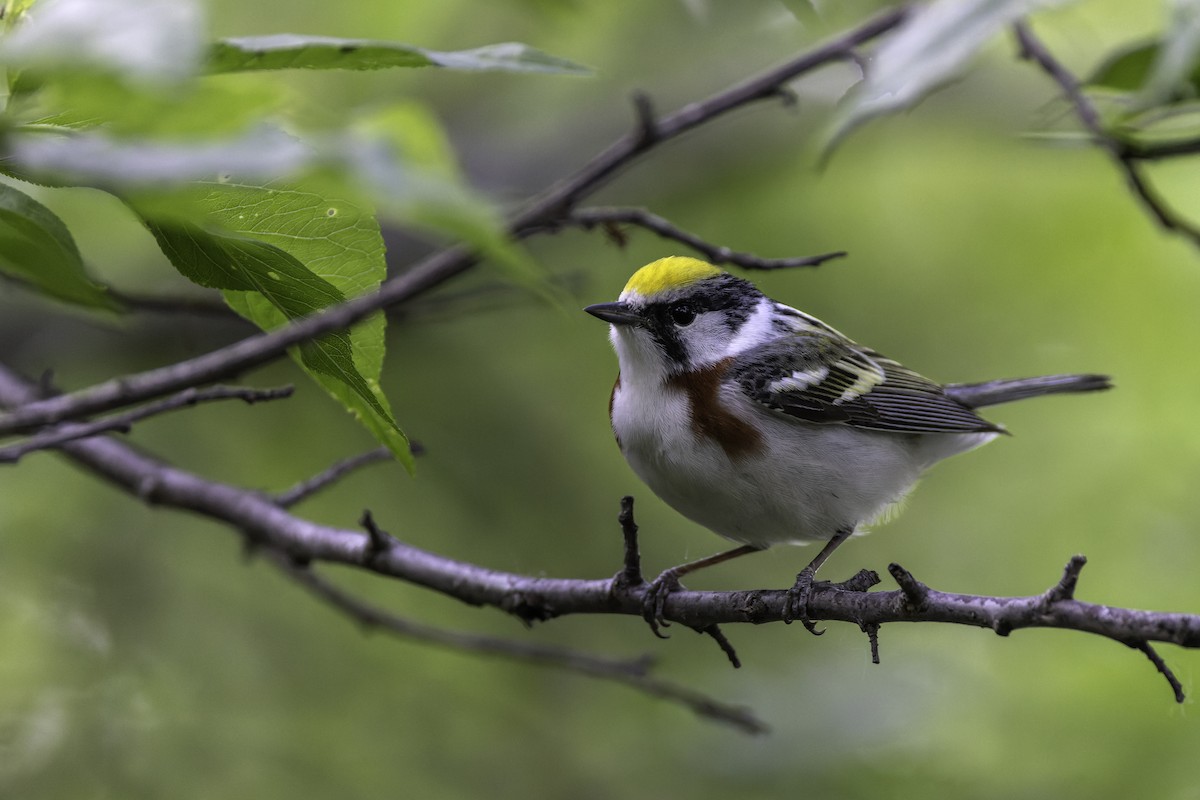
[547, 206, 846, 270]
[106, 288, 241, 318]
[0, 363, 766, 732]
[264, 551, 768, 733]
[275, 447, 396, 508]
[0, 5, 910, 437]
[1, 359, 1194, 705]
[0, 383, 293, 463]
[1013, 20, 1200, 247]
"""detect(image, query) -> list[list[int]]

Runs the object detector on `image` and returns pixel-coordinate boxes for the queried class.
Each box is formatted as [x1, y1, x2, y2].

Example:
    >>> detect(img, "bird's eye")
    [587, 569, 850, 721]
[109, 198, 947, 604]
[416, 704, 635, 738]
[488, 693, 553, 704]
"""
[669, 303, 696, 327]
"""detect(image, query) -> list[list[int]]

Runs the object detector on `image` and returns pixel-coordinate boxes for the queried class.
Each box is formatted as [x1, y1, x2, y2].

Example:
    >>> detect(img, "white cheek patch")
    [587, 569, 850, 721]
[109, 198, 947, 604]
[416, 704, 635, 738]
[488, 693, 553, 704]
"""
[725, 299, 776, 357]
[681, 314, 729, 366]
[768, 365, 830, 394]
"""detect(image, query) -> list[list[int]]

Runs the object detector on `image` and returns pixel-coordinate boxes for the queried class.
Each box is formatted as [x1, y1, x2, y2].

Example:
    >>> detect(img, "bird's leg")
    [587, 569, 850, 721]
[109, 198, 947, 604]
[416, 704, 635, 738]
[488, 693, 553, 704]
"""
[643, 544, 762, 638]
[784, 526, 854, 635]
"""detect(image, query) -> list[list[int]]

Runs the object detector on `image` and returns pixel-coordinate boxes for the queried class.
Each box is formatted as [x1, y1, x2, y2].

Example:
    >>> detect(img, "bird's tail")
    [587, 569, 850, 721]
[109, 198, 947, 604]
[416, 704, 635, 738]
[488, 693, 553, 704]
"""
[944, 374, 1112, 409]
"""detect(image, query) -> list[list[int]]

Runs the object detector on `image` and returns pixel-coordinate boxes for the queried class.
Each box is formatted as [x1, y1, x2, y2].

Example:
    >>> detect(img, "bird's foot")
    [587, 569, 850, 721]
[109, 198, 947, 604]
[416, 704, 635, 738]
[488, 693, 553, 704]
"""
[642, 568, 684, 639]
[783, 567, 830, 635]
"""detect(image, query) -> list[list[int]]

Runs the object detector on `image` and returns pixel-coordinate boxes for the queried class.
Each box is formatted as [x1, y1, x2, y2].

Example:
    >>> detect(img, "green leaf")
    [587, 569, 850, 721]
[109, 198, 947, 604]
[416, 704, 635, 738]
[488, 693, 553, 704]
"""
[1131, 0, 1200, 113]
[0, 181, 120, 311]
[208, 35, 589, 75]
[353, 102, 463, 181]
[1090, 41, 1161, 92]
[346, 106, 560, 304]
[824, 0, 1061, 154]
[1089, 3, 1200, 118]
[0, 0, 206, 83]
[8, 127, 313, 188]
[14, 71, 285, 137]
[140, 184, 412, 471]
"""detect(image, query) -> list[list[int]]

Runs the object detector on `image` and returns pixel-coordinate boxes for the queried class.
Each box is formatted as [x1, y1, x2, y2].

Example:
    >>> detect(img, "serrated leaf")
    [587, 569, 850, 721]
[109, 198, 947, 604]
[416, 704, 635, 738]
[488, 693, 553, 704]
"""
[208, 35, 589, 76]
[225, 289, 408, 471]
[824, 0, 1061, 154]
[141, 184, 412, 471]
[0, 0, 205, 83]
[0, 181, 120, 311]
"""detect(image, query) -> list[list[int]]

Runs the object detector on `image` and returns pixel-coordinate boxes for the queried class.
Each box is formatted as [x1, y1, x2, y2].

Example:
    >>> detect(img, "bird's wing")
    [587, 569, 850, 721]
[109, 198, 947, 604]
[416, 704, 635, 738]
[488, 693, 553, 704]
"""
[730, 334, 1002, 434]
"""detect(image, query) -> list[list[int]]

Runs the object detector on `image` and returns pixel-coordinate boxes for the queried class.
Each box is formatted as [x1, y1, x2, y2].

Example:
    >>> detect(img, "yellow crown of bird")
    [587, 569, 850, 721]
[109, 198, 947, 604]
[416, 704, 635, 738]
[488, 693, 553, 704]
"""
[621, 256, 722, 298]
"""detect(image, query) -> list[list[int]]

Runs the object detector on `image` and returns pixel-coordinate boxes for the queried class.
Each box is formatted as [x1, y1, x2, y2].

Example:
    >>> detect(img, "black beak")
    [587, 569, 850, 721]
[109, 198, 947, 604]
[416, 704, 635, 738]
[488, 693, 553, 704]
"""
[584, 301, 643, 327]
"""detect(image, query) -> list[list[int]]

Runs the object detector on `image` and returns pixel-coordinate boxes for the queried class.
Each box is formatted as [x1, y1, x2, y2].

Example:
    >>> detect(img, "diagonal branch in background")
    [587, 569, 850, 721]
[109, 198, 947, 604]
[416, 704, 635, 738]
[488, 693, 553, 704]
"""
[0, 384, 294, 463]
[0, 5, 911, 438]
[1013, 20, 1200, 248]
[0, 363, 762, 733]
[267, 551, 767, 734]
[275, 446, 396, 508]
[543, 206, 846, 270]
[1, 361, 1195, 707]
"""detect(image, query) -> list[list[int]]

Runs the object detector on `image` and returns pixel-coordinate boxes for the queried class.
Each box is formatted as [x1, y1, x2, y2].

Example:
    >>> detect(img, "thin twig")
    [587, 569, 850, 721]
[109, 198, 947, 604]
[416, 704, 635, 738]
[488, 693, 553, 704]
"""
[107, 289, 242, 318]
[0, 384, 294, 462]
[697, 624, 741, 668]
[617, 495, 644, 587]
[861, 623, 881, 665]
[359, 509, 395, 564]
[559, 207, 847, 270]
[1131, 640, 1185, 704]
[268, 550, 633, 669]
[275, 447, 395, 508]
[0, 6, 912, 437]
[267, 551, 765, 731]
[1013, 20, 1200, 247]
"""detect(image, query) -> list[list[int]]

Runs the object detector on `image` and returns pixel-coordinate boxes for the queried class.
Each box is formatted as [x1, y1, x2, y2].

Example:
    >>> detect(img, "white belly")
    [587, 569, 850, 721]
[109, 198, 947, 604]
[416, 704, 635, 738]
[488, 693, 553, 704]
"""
[612, 380, 994, 548]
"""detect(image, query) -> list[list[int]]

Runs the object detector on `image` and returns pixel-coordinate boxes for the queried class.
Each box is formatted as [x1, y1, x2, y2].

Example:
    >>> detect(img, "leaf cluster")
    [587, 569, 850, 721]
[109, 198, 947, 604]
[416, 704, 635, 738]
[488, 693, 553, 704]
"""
[0, 0, 586, 468]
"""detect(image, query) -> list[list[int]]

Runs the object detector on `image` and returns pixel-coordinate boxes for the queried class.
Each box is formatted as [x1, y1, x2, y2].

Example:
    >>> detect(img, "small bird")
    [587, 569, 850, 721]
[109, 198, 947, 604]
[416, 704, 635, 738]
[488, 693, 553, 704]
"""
[585, 256, 1110, 635]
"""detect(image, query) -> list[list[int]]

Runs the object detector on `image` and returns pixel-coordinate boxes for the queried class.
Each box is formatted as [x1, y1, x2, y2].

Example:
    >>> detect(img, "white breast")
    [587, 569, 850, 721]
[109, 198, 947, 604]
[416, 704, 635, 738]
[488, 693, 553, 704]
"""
[611, 378, 992, 549]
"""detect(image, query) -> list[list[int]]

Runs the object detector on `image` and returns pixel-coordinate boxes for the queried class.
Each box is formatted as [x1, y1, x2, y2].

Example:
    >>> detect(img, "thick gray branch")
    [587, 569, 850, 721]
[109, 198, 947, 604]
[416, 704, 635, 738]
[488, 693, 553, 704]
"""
[1, 361, 1196, 706]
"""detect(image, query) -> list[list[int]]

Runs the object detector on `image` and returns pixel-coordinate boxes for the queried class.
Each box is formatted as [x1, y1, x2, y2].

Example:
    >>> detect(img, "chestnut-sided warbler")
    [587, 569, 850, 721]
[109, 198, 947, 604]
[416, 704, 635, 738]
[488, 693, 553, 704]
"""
[585, 256, 1110, 634]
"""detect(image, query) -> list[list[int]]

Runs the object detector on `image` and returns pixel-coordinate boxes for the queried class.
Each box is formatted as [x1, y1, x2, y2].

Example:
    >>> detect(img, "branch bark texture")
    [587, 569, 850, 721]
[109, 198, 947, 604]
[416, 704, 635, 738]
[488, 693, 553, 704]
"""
[2, 358, 1195, 705]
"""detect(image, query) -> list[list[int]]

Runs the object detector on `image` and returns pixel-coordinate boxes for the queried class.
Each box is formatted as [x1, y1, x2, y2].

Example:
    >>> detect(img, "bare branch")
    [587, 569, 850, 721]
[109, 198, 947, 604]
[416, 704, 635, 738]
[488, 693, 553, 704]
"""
[556, 207, 846, 270]
[275, 447, 395, 508]
[0, 6, 911, 437]
[861, 623, 881, 665]
[266, 551, 767, 732]
[696, 624, 741, 669]
[616, 495, 645, 587]
[107, 289, 242, 318]
[1131, 640, 1185, 704]
[1122, 138, 1200, 160]
[1, 358, 1194, 706]
[0, 384, 293, 462]
[1013, 20, 1200, 247]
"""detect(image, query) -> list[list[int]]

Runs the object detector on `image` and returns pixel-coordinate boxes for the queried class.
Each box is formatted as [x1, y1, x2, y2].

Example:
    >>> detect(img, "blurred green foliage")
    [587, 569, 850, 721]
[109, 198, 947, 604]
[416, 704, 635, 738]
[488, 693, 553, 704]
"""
[3, 0, 1200, 798]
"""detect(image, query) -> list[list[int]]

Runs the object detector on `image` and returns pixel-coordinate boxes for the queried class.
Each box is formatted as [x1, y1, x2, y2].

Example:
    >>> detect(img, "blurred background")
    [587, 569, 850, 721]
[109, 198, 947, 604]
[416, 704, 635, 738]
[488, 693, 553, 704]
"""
[4, 0, 1200, 797]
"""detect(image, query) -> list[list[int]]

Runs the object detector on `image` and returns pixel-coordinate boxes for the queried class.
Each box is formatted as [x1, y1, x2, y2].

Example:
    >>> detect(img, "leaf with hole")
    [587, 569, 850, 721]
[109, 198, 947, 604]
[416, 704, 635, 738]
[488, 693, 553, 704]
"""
[141, 183, 411, 470]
